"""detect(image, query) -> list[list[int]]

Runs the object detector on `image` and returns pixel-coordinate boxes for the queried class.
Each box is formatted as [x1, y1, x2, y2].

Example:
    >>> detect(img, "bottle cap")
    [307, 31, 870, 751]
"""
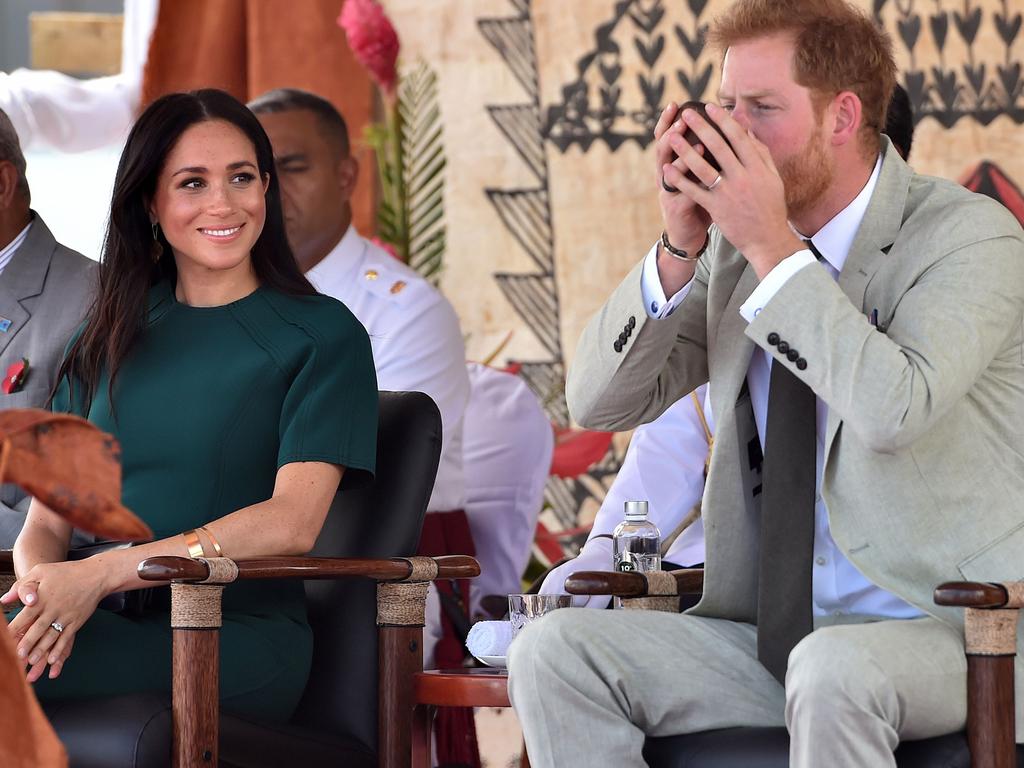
[624, 500, 648, 520]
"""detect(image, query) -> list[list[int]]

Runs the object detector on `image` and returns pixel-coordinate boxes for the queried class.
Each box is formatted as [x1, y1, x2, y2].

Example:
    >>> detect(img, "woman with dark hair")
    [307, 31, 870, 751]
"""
[1, 89, 378, 719]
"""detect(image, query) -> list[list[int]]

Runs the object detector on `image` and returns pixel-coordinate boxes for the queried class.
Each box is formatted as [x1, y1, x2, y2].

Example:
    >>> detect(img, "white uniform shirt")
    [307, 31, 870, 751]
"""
[639, 157, 923, 620]
[462, 362, 554, 618]
[307, 226, 470, 512]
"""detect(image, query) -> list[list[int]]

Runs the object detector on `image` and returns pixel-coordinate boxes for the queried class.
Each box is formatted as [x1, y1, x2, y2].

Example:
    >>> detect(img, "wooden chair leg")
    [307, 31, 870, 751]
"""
[379, 624, 421, 768]
[966, 654, 1016, 768]
[411, 703, 434, 768]
[170, 583, 223, 768]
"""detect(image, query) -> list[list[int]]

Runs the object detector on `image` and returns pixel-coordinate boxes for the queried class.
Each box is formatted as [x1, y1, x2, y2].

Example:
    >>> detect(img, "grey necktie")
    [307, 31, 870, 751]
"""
[756, 240, 820, 683]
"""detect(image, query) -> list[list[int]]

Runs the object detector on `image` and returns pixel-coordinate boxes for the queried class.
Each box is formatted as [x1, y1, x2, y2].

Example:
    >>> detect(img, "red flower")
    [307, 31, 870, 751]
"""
[2, 359, 28, 395]
[338, 0, 400, 99]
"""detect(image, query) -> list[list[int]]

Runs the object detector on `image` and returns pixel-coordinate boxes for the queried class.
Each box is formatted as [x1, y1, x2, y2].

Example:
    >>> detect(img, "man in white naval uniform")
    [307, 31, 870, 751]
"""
[249, 88, 471, 667]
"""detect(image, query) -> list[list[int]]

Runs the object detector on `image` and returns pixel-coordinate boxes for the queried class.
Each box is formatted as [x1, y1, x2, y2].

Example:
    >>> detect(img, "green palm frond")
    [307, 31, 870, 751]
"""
[398, 61, 446, 285]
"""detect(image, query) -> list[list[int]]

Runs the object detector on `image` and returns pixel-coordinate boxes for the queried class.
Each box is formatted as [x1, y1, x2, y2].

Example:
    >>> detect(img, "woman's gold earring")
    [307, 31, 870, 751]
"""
[151, 222, 163, 264]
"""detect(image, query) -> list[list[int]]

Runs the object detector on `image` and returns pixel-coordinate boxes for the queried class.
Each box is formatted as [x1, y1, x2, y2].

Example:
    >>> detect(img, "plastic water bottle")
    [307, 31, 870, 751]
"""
[612, 500, 661, 573]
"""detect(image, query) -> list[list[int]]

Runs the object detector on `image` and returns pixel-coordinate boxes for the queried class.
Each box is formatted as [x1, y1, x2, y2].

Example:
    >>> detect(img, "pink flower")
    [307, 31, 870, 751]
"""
[338, 0, 400, 99]
[370, 236, 400, 259]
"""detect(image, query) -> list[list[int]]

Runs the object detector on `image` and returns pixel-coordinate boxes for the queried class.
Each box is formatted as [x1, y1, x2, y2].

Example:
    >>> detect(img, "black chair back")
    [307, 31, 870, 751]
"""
[291, 391, 441, 752]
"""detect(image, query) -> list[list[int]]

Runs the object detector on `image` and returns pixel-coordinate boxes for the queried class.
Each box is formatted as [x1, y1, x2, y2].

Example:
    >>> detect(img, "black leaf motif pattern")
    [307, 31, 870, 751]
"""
[898, 15, 922, 51]
[544, 0, 1023, 152]
[677, 64, 713, 102]
[634, 35, 665, 68]
[932, 66, 963, 111]
[930, 12, 949, 52]
[628, 3, 664, 34]
[953, 6, 983, 46]
[998, 62, 1023, 104]
[995, 12, 1022, 47]
[674, 23, 707, 61]
[963, 63, 987, 98]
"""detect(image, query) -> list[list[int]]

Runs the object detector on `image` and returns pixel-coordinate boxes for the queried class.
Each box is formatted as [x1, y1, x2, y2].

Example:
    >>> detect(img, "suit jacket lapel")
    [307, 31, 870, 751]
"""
[0, 215, 57, 358]
[713, 259, 758, 413]
[825, 138, 911, 449]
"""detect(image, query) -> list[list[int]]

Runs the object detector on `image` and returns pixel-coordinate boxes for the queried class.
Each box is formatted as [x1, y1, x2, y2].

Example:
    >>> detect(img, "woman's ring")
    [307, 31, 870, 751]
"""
[708, 174, 723, 190]
[50, 621, 64, 633]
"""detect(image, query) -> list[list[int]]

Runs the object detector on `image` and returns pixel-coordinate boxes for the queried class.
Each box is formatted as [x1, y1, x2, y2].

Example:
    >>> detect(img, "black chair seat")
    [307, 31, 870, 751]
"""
[219, 711, 374, 768]
[44, 693, 172, 768]
[644, 727, 1024, 767]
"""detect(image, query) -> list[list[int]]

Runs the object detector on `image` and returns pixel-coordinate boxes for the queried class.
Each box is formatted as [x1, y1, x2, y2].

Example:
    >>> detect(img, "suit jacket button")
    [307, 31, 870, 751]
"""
[796, 358, 807, 370]
[618, 332, 628, 343]
[777, 341, 790, 353]
[628, 316, 636, 329]
[767, 332, 780, 345]
[787, 349, 800, 362]
[614, 340, 623, 353]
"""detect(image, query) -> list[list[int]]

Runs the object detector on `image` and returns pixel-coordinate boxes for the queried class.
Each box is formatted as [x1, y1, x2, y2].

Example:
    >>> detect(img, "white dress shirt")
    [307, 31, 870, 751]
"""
[307, 225, 470, 512]
[0, 220, 32, 276]
[640, 157, 923, 620]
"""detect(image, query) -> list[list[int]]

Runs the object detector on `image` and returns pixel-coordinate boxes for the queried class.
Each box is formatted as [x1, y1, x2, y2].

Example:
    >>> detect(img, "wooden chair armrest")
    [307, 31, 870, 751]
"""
[935, 580, 1023, 609]
[137, 554, 479, 584]
[565, 568, 704, 597]
[934, 580, 1021, 768]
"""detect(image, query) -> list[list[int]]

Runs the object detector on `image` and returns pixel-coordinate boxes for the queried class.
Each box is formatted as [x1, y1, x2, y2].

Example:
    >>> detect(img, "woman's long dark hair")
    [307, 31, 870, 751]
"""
[56, 89, 316, 411]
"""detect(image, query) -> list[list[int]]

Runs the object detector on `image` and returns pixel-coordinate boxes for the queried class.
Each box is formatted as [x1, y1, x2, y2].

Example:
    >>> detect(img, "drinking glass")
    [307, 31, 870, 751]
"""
[508, 593, 577, 639]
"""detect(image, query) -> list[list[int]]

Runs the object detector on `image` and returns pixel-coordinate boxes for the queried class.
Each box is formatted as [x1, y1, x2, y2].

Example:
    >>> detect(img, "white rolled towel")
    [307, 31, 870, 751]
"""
[466, 620, 513, 658]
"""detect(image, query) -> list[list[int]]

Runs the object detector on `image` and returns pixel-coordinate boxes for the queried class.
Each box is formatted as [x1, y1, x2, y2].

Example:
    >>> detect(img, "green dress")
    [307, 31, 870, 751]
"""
[33, 281, 378, 720]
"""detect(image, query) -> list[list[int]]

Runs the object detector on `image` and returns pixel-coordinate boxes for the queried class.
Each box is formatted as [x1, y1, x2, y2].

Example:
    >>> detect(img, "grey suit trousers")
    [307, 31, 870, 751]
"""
[507, 609, 966, 768]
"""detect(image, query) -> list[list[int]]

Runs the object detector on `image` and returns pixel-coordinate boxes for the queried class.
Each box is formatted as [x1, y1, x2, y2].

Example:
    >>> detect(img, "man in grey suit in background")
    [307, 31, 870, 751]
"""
[508, 1, 1024, 766]
[0, 108, 96, 546]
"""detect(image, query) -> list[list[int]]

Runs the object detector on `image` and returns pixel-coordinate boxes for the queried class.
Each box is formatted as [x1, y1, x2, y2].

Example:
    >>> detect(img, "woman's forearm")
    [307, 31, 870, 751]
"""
[13, 501, 73, 578]
[94, 462, 343, 595]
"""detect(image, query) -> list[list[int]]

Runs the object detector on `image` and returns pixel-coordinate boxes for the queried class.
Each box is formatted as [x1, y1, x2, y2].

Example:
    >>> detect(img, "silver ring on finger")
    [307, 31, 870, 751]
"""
[707, 174, 722, 190]
[50, 620, 65, 633]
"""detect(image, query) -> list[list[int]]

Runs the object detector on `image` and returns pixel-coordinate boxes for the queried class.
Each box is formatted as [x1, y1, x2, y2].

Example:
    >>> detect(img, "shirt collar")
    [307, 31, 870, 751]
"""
[797, 154, 882, 274]
[305, 224, 363, 289]
[0, 219, 34, 267]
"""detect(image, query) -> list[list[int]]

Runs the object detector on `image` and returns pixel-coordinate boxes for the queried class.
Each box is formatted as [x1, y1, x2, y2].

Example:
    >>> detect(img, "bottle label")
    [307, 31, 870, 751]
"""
[616, 552, 638, 572]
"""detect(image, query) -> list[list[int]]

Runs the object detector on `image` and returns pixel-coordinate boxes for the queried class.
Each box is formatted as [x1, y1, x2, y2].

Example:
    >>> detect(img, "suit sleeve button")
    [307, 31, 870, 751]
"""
[787, 349, 800, 362]
[628, 316, 636, 329]
[614, 340, 623, 352]
[767, 332, 780, 345]
[777, 341, 790, 353]
[796, 358, 807, 370]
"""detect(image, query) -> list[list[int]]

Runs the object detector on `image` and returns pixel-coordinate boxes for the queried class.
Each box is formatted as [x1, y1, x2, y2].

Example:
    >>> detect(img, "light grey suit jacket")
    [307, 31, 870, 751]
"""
[567, 139, 1024, 735]
[0, 214, 96, 546]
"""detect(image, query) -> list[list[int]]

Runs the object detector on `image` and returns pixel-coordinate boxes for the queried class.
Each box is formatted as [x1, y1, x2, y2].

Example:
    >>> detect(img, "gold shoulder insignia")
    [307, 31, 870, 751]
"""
[364, 269, 379, 280]
[390, 280, 407, 294]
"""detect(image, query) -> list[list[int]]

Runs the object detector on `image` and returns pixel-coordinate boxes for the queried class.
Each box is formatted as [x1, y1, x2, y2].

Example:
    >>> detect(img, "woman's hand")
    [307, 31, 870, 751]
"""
[1, 559, 109, 682]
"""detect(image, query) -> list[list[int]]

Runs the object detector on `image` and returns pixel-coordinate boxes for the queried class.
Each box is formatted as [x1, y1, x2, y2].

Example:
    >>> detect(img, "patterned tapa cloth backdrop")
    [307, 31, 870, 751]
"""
[382, 0, 1024, 544]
